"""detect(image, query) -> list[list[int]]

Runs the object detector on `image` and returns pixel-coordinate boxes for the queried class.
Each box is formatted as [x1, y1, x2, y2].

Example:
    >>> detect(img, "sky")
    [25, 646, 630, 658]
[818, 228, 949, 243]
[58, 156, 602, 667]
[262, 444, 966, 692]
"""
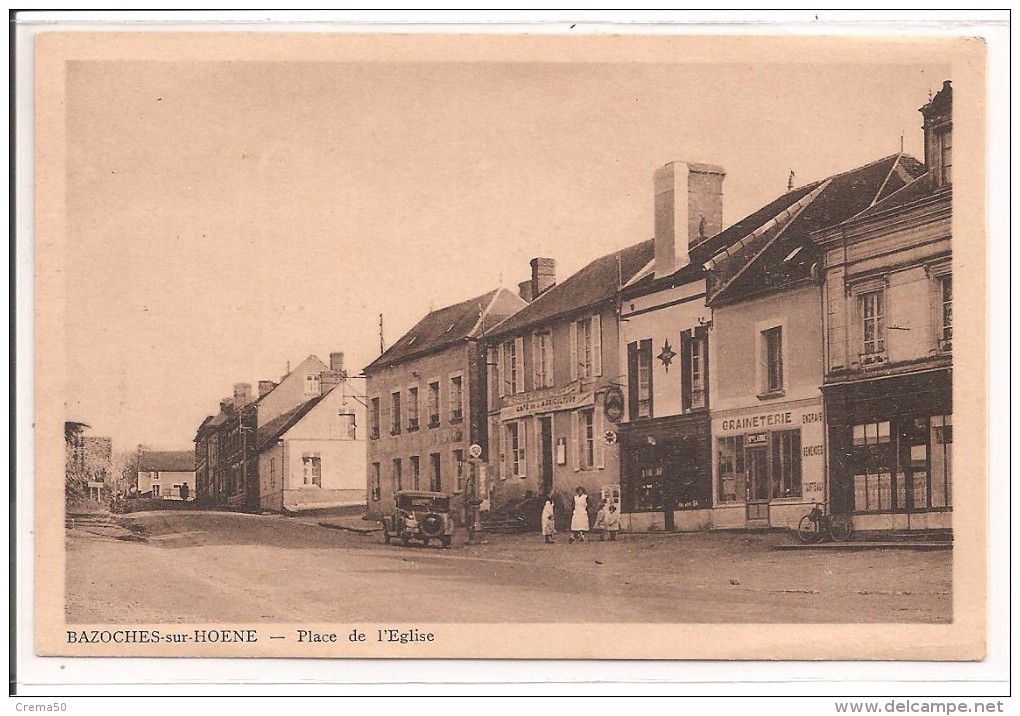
[62, 55, 950, 452]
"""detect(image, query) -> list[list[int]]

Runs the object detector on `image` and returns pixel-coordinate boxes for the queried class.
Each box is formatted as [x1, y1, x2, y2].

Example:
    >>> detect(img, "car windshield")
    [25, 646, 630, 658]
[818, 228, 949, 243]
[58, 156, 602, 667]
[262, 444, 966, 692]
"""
[399, 496, 447, 511]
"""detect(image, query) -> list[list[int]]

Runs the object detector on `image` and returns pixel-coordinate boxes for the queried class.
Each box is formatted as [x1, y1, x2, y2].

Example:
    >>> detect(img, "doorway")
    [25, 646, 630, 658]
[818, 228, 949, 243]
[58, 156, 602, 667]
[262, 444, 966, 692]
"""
[745, 444, 770, 524]
[539, 417, 553, 496]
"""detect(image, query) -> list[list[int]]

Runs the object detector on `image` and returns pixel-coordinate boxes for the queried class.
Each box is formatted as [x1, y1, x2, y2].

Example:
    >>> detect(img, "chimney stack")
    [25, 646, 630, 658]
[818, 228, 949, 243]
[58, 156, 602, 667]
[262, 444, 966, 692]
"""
[518, 280, 534, 303]
[320, 369, 342, 394]
[220, 397, 234, 414]
[530, 257, 556, 299]
[233, 383, 253, 411]
[330, 352, 345, 375]
[653, 162, 725, 277]
[258, 380, 277, 398]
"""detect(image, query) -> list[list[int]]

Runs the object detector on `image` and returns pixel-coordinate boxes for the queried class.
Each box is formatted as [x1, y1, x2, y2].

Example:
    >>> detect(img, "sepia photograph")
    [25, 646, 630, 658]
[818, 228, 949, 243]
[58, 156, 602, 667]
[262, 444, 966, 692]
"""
[23, 25, 992, 666]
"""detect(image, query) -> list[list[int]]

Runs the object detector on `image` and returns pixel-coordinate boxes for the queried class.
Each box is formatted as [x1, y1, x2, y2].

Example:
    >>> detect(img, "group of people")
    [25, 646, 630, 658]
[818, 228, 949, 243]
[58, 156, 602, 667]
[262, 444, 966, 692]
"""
[540, 486, 620, 544]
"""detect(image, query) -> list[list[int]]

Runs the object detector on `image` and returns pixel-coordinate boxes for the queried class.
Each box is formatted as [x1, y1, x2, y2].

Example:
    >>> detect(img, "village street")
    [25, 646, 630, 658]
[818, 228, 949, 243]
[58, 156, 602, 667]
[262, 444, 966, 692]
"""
[66, 511, 952, 625]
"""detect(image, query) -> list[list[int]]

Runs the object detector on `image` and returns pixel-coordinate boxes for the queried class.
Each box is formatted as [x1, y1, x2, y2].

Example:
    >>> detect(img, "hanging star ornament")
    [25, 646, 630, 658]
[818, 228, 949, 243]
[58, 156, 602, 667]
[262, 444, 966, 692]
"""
[657, 339, 677, 372]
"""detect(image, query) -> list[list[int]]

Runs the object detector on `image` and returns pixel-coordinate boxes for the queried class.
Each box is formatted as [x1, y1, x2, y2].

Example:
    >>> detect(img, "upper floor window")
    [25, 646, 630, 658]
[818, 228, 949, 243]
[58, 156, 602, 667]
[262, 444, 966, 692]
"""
[427, 381, 440, 427]
[407, 386, 420, 431]
[761, 326, 784, 394]
[390, 391, 402, 435]
[503, 339, 522, 395]
[860, 291, 886, 360]
[369, 397, 380, 439]
[571, 315, 602, 381]
[939, 275, 953, 352]
[627, 340, 653, 419]
[304, 373, 321, 397]
[532, 330, 554, 388]
[938, 128, 952, 186]
[449, 375, 463, 422]
[681, 328, 709, 411]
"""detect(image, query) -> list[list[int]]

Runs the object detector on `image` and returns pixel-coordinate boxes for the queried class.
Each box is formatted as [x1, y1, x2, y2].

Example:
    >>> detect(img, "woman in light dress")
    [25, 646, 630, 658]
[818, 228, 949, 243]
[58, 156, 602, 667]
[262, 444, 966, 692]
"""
[569, 486, 590, 543]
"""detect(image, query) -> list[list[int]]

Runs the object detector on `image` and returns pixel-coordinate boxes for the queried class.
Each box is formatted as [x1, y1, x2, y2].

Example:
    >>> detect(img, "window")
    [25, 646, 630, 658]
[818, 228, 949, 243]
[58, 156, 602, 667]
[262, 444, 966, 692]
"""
[453, 449, 465, 493]
[371, 463, 381, 501]
[410, 456, 420, 491]
[681, 329, 709, 412]
[304, 373, 321, 397]
[430, 453, 442, 491]
[938, 129, 952, 185]
[860, 291, 886, 359]
[428, 381, 440, 427]
[689, 335, 707, 409]
[769, 429, 802, 499]
[487, 346, 501, 404]
[627, 340, 653, 419]
[449, 375, 463, 422]
[504, 340, 520, 394]
[390, 392, 402, 435]
[407, 387, 420, 430]
[717, 436, 745, 503]
[939, 275, 953, 352]
[392, 458, 402, 492]
[761, 327, 783, 394]
[505, 421, 526, 477]
[851, 421, 895, 511]
[930, 414, 953, 508]
[578, 409, 595, 469]
[152, 484, 161, 497]
[302, 455, 321, 487]
[533, 331, 553, 388]
[369, 397, 380, 439]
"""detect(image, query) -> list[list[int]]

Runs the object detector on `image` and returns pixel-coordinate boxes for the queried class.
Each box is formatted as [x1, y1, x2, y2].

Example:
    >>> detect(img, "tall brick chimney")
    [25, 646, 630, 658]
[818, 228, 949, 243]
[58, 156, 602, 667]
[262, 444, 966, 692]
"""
[258, 380, 277, 398]
[654, 162, 725, 277]
[530, 257, 556, 299]
[233, 383, 253, 411]
[330, 352, 345, 375]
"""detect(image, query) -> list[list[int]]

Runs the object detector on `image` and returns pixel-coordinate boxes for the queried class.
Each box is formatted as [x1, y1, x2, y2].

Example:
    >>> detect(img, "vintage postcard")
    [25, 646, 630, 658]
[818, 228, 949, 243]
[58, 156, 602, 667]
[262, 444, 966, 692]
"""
[28, 27, 988, 662]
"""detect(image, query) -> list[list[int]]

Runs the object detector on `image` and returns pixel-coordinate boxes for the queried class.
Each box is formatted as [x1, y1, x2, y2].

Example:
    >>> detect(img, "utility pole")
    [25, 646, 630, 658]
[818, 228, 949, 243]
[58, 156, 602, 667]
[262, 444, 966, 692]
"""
[379, 313, 385, 355]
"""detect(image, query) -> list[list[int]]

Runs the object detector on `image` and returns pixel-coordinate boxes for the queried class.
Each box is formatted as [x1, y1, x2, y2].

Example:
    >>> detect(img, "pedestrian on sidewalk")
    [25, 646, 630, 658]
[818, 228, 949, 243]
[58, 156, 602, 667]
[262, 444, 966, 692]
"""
[569, 486, 589, 543]
[594, 500, 608, 541]
[603, 503, 621, 541]
[541, 497, 556, 544]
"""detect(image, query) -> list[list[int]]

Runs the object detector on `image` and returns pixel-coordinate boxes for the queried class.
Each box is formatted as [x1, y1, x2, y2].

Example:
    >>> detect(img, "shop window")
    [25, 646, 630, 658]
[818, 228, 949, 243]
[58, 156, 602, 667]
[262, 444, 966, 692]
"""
[769, 429, 802, 499]
[302, 455, 321, 487]
[407, 386, 419, 431]
[371, 462, 381, 501]
[761, 327, 784, 394]
[453, 449, 465, 493]
[939, 275, 953, 352]
[860, 291, 886, 363]
[717, 436, 745, 503]
[392, 458, 402, 492]
[449, 375, 463, 422]
[627, 340, 653, 419]
[930, 414, 953, 508]
[429, 453, 442, 491]
[533, 330, 554, 388]
[409, 455, 420, 491]
[390, 391, 402, 435]
[428, 381, 440, 427]
[852, 421, 894, 511]
[369, 397, 380, 439]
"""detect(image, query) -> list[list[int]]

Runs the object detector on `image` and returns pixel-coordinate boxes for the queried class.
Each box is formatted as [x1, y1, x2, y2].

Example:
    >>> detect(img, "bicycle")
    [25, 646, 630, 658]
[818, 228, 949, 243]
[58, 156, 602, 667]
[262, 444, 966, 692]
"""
[796, 502, 853, 543]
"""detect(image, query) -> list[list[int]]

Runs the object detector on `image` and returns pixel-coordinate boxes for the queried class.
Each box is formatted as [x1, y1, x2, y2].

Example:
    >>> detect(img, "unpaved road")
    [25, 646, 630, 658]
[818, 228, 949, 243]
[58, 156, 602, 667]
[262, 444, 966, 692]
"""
[66, 511, 951, 624]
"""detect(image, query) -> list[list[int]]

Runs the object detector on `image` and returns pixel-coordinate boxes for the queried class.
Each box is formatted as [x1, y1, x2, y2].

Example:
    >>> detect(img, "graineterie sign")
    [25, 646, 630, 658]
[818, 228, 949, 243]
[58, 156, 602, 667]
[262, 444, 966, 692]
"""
[499, 385, 594, 420]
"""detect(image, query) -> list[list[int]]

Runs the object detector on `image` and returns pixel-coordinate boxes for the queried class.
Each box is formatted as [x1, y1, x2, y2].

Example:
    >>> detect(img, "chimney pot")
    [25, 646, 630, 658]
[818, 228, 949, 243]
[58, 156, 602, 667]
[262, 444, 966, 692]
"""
[530, 257, 556, 298]
[258, 380, 277, 398]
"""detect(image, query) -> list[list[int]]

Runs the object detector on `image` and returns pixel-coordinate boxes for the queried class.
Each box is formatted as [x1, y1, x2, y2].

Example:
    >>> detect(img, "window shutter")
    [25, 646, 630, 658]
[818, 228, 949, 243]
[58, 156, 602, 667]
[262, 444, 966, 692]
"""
[697, 325, 710, 409]
[547, 333, 554, 387]
[532, 334, 542, 389]
[569, 321, 578, 382]
[680, 330, 692, 413]
[570, 410, 580, 471]
[519, 419, 527, 478]
[595, 405, 605, 469]
[498, 344, 506, 398]
[642, 338, 653, 418]
[592, 314, 603, 377]
[514, 336, 525, 393]
[627, 342, 639, 420]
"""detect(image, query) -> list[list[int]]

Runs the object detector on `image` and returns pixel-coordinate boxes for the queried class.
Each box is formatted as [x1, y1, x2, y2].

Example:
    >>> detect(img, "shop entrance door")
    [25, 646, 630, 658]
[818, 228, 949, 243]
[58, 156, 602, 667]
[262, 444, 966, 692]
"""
[745, 444, 770, 525]
[539, 417, 554, 496]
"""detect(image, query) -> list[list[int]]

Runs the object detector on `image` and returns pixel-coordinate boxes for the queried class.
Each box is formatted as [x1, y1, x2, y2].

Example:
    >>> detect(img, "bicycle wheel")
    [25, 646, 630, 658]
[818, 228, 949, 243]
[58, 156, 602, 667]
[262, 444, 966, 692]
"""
[828, 515, 853, 542]
[797, 515, 820, 543]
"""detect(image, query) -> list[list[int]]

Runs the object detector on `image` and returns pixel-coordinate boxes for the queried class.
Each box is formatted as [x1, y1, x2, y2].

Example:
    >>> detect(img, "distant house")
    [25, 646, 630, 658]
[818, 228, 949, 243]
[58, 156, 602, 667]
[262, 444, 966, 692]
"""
[137, 450, 196, 500]
[256, 358, 366, 512]
[65, 421, 112, 501]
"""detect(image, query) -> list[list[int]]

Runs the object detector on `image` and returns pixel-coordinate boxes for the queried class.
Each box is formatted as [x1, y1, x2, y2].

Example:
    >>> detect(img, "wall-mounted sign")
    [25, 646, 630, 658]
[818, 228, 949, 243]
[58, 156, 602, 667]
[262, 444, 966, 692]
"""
[602, 430, 618, 446]
[555, 438, 567, 466]
[468, 443, 483, 459]
[746, 432, 768, 445]
[499, 386, 594, 420]
[603, 385, 625, 423]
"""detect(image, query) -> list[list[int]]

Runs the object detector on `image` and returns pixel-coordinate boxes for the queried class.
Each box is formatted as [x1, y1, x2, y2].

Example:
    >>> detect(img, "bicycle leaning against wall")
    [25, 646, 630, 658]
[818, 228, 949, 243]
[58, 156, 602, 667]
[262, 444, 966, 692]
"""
[796, 501, 853, 543]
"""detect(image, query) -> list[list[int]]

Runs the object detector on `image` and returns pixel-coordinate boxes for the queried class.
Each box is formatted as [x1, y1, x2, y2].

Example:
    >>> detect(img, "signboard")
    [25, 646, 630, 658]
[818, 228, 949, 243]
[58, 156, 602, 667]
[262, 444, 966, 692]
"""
[499, 386, 594, 420]
[468, 443, 483, 459]
[602, 430, 618, 445]
[746, 432, 768, 445]
[603, 385, 625, 423]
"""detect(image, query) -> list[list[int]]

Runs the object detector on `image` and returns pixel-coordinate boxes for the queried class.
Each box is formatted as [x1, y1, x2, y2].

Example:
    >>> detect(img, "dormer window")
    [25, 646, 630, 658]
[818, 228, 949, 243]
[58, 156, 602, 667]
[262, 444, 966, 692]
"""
[937, 127, 952, 186]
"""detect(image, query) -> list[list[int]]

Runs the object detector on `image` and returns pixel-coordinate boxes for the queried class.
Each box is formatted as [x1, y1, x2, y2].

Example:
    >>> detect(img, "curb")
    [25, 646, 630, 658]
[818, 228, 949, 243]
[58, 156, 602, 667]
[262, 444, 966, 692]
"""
[772, 542, 952, 552]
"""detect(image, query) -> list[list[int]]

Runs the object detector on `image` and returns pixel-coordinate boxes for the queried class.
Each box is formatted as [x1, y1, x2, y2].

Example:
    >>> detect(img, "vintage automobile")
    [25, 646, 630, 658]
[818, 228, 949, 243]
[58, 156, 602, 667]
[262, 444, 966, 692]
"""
[382, 490, 455, 548]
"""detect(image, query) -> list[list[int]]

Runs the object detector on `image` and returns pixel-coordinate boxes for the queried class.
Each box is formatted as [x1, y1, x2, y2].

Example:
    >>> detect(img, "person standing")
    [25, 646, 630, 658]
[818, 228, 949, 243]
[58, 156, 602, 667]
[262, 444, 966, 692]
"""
[569, 486, 589, 543]
[594, 500, 608, 541]
[603, 503, 621, 541]
[541, 497, 556, 544]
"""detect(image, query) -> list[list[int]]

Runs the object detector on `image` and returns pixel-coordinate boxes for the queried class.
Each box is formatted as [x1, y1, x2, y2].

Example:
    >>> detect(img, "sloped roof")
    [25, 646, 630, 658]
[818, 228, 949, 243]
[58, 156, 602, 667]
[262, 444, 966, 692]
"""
[138, 450, 195, 472]
[256, 390, 331, 452]
[841, 171, 944, 225]
[364, 288, 525, 373]
[706, 154, 925, 304]
[485, 239, 655, 339]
